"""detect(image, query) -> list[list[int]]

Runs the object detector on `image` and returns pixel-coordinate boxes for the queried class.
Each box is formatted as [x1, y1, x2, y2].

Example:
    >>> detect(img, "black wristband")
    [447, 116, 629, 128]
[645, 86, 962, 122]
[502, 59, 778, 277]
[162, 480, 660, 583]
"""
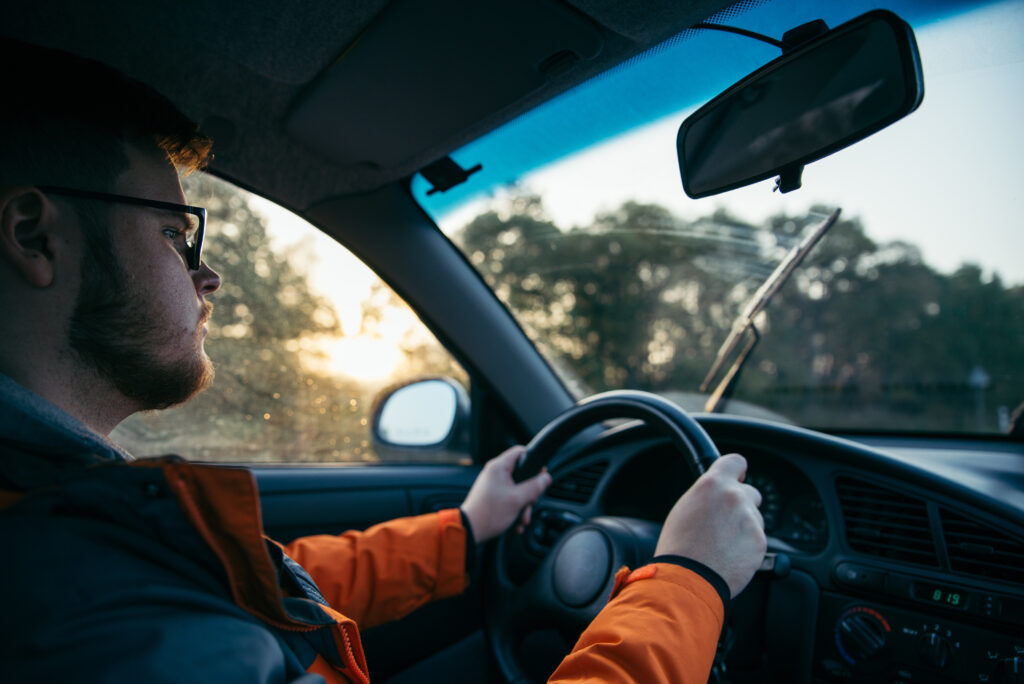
[458, 508, 477, 574]
[651, 554, 731, 608]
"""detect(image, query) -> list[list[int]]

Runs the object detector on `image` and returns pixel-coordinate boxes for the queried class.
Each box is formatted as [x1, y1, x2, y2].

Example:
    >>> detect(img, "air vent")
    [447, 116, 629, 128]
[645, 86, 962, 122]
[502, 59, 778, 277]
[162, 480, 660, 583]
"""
[941, 510, 1024, 587]
[548, 461, 609, 503]
[836, 477, 938, 567]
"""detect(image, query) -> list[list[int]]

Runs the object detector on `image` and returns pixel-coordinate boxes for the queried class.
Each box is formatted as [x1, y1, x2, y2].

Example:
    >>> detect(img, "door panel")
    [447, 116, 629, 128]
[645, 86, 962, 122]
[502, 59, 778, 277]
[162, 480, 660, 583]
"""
[254, 464, 477, 539]
[252, 464, 485, 680]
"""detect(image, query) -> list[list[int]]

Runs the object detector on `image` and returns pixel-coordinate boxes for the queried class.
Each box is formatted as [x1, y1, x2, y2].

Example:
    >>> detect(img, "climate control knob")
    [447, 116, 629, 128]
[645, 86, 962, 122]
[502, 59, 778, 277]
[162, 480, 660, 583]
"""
[919, 631, 951, 668]
[835, 606, 891, 665]
[999, 656, 1024, 684]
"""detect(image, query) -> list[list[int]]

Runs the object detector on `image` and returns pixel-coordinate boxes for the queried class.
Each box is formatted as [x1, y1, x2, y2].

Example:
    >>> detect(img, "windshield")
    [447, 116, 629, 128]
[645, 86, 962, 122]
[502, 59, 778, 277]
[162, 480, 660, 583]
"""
[412, 0, 1024, 436]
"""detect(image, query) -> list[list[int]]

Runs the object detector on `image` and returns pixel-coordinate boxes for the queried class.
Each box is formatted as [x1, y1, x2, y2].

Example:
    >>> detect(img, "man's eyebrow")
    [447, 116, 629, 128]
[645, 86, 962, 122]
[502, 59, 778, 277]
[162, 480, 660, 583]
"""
[152, 207, 196, 231]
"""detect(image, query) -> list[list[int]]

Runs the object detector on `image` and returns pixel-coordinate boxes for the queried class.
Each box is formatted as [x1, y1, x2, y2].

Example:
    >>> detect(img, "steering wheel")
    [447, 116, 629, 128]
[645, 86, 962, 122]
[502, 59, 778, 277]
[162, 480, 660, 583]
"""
[485, 390, 720, 683]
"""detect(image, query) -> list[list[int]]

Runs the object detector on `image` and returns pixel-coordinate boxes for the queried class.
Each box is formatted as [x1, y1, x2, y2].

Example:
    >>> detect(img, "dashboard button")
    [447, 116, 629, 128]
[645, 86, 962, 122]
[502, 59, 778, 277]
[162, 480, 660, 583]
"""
[835, 562, 886, 590]
[969, 593, 1003, 619]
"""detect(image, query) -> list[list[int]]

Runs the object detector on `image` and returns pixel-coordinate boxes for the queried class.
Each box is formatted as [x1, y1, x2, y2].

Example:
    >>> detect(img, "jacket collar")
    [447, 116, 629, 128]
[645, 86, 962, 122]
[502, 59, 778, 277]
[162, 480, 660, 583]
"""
[0, 372, 131, 489]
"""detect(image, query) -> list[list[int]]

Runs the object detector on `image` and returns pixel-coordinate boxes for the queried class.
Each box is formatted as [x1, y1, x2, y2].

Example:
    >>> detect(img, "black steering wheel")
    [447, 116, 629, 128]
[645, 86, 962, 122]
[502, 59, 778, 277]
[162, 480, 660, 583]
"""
[485, 390, 720, 683]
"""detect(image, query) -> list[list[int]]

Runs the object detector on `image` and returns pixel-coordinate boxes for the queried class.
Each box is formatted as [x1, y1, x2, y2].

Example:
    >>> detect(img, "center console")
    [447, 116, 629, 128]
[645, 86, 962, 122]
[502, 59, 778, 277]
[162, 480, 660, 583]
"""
[814, 563, 1024, 683]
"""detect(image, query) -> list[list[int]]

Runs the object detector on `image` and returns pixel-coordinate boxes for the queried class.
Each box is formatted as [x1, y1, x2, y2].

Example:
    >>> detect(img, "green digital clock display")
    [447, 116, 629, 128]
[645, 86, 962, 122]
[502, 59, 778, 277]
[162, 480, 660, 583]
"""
[915, 582, 967, 610]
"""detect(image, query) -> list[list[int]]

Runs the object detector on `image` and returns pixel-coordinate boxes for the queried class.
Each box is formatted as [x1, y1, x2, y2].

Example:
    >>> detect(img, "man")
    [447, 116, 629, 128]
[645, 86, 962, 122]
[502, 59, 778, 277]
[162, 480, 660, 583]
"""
[0, 39, 765, 682]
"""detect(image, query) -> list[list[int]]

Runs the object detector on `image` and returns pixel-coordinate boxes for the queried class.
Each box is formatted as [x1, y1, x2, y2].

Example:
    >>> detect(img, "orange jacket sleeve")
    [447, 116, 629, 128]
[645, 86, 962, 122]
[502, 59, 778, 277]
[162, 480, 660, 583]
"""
[549, 563, 725, 684]
[282, 508, 467, 630]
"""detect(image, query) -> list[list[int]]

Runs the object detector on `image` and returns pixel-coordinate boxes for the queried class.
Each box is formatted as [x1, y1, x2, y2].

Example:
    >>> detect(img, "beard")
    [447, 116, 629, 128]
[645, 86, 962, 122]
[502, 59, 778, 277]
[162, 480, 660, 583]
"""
[67, 262, 215, 411]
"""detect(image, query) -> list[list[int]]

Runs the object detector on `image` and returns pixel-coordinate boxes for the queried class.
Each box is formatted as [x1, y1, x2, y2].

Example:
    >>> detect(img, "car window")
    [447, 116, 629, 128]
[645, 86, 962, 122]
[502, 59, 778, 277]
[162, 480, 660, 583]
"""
[413, 0, 1024, 436]
[111, 173, 469, 464]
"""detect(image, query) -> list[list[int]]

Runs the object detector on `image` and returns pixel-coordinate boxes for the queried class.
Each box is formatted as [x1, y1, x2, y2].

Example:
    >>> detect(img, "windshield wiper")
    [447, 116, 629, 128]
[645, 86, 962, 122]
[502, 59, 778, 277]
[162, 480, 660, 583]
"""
[701, 208, 842, 413]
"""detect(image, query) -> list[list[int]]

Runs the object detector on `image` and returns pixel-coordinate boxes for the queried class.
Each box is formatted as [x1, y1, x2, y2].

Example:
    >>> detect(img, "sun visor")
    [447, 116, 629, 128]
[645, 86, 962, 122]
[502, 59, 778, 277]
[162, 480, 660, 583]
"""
[285, 0, 603, 171]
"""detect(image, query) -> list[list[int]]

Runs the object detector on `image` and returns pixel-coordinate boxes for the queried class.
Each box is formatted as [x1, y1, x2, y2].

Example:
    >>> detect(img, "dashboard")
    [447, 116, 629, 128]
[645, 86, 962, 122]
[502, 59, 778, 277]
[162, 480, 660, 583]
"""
[527, 415, 1024, 683]
[599, 444, 829, 553]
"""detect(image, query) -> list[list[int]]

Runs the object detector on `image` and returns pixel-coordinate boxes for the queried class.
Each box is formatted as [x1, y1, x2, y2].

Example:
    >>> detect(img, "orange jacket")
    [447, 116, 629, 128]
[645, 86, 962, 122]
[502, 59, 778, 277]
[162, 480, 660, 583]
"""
[1, 457, 723, 683]
[180, 459, 726, 683]
[551, 564, 724, 683]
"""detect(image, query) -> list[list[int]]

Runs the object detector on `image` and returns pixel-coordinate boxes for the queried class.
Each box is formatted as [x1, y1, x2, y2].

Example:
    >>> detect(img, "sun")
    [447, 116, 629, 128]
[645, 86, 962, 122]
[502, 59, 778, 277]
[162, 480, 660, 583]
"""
[301, 334, 403, 384]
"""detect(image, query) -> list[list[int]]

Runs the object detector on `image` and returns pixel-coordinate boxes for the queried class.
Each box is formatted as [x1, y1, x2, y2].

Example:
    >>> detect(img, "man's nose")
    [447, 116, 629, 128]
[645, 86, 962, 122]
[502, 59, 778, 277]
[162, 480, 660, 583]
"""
[192, 261, 221, 296]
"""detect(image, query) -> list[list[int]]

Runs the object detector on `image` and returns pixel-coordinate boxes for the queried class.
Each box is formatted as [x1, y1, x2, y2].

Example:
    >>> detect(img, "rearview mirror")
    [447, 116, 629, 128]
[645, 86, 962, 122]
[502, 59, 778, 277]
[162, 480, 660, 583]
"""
[677, 10, 924, 198]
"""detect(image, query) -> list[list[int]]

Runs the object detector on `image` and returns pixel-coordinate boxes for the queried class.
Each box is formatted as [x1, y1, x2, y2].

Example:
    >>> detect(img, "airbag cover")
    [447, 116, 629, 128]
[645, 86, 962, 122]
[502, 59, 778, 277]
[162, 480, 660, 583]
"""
[552, 528, 611, 607]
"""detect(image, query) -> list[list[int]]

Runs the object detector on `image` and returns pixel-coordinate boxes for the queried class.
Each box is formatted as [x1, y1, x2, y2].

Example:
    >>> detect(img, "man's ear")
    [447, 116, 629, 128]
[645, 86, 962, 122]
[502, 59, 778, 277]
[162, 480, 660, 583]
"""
[0, 187, 59, 288]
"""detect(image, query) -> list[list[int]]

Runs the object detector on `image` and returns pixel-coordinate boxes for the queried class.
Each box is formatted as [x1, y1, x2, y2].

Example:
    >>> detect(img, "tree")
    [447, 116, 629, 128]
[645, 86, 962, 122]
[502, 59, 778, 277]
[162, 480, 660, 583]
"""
[453, 193, 1024, 433]
[459, 197, 744, 391]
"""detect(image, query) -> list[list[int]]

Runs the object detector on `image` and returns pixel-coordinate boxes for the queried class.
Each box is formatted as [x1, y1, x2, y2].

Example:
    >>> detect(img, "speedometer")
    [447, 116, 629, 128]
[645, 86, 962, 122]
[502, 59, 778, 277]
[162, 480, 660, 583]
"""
[775, 497, 828, 551]
[745, 473, 781, 534]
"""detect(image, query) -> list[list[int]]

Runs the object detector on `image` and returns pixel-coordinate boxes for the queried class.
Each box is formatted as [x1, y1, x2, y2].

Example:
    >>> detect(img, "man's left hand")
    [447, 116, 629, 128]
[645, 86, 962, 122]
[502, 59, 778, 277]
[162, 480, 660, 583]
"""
[460, 445, 552, 543]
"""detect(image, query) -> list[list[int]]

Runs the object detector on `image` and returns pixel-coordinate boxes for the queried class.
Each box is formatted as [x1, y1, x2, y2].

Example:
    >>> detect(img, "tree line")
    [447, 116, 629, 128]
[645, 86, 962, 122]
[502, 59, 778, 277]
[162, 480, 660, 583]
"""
[455, 195, 1023, 433]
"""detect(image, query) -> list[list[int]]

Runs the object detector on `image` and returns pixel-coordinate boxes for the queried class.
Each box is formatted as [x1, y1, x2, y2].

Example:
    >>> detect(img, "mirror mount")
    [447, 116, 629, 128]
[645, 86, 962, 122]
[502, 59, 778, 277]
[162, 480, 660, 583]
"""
[774, 164, 804, 194]
[770, 19, 829, 194]
[781, 20, 829, 54]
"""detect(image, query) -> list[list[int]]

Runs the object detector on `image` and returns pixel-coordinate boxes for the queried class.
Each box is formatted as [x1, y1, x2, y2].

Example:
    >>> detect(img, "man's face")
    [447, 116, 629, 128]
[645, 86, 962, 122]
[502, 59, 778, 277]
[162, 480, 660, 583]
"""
[67, 145, 221, 410]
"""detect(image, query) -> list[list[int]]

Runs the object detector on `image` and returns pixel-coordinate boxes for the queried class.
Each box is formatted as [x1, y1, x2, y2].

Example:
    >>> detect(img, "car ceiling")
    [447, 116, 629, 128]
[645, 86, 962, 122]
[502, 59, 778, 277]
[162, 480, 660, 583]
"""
[4, 0, 743, 211]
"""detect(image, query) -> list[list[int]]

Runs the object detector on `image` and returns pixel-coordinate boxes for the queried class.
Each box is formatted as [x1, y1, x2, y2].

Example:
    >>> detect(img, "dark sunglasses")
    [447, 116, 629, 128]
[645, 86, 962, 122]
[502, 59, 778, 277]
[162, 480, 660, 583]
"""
[38, 186, 206, 271]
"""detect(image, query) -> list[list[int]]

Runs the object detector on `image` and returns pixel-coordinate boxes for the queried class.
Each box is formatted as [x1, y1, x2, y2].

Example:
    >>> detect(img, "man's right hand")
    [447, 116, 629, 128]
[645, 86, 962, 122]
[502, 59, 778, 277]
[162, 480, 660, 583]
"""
[654, 453, 767, 599]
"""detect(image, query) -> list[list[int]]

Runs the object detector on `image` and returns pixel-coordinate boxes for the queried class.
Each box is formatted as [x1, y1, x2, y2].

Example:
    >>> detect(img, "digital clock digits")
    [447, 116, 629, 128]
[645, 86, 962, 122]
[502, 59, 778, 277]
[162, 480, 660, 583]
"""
[918, 582, 966, 610]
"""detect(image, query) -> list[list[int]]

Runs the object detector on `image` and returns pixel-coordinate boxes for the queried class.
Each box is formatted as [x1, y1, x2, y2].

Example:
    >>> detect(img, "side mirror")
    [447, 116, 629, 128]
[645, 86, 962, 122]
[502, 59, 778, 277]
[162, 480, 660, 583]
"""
[371, 378, 470, 461]
[677, 10, 924, 198]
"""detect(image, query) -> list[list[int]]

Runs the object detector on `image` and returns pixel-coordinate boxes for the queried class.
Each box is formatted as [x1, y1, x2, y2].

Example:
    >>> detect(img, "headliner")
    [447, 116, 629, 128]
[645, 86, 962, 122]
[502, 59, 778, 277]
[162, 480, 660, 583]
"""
[3, 0, 742, 211]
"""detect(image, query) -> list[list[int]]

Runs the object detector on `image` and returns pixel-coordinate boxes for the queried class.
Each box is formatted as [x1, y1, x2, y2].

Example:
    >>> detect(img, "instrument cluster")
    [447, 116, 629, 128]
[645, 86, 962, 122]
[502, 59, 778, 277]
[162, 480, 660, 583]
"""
[600, 443, 828, 553]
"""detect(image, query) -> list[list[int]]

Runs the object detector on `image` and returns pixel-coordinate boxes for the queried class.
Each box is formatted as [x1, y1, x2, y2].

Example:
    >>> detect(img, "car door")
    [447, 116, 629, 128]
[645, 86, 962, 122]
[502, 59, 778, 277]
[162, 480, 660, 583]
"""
[254, 463, 486, 681]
